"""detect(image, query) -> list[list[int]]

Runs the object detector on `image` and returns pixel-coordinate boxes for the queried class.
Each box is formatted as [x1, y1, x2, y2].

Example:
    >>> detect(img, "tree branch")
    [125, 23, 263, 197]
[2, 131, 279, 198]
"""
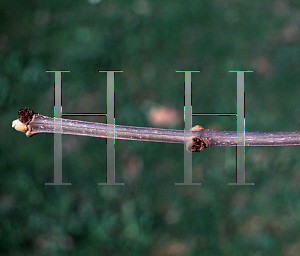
[12, 107, 300, 152]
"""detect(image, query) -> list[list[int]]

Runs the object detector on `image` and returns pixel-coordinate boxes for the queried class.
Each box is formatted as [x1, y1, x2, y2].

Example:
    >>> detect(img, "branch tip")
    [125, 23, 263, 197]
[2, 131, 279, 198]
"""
[12, 119, 28, 133]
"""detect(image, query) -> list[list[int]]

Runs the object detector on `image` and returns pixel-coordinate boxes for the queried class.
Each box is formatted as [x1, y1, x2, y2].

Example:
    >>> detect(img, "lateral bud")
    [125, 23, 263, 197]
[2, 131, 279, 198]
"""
[186, 125, 210, 152]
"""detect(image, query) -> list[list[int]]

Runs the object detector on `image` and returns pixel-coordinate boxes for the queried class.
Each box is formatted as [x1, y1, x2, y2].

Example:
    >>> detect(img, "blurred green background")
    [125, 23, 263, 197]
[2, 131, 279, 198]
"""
[1, 0, 300, 255]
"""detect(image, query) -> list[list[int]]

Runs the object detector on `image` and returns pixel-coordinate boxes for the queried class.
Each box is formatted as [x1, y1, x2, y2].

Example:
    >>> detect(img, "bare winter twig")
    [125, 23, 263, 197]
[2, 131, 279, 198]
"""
[12, 107, 300, 152]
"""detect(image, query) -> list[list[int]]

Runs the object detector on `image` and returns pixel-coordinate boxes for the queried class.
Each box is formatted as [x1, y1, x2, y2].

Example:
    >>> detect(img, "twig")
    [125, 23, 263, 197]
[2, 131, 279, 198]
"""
[12, 107, 300, 152]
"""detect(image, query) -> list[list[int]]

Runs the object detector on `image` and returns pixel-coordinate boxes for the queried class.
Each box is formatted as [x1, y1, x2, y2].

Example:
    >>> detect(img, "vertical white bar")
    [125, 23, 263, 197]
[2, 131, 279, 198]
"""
[228, 71, 253, 186]
[175, 70, 201, 186]
[98, 71, 124, 185]
[46, 70, 71, 186]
